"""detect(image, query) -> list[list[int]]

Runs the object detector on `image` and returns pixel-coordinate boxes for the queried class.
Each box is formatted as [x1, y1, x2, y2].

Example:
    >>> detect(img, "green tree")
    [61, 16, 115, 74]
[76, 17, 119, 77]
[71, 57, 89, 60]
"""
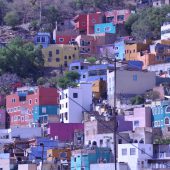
[130, 95, 145, 105]
[4, 11, 20, 28]
[0, 0, 8, 25]
[126, 6, 170, 40]
[0, 37, 44, 79]
[86, 57, 97, 64]
[57, 71, 80, 89]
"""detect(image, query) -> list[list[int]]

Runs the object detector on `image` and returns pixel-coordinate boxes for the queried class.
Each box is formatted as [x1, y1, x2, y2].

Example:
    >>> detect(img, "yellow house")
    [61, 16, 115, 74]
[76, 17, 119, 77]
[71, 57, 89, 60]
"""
[42, 44, 80, 68]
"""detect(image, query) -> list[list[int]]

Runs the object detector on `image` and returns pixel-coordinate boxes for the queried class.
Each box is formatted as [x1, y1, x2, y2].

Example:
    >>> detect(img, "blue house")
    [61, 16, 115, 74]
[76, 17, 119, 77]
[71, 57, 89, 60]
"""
[29, 138, 58, 161]
[152, 100, 170, 128]
[94, 23, 116, 34]
[114, 40, 125, 60]
[34, 32, 51, 48]
[71, 147, 112, 170]
[33, 105, 60, 123]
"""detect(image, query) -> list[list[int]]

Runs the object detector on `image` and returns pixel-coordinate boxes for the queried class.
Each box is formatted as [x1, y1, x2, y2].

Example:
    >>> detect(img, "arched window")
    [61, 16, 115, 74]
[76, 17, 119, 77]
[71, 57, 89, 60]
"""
[165, 117, 169, 125]
[166, 106, 170, 113]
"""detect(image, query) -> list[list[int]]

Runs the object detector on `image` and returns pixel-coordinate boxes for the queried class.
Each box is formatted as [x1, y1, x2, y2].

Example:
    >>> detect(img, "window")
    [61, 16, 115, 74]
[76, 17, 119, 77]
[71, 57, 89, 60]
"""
[37, 37, 40, 42]
[117, 15, 124, 21]
[82, 22, 86, 26]
[134, 120, 139, 127]
[105, 26, 111, 32]
[65, 93, 67, 98]
[133, 74, 138, 81]
[64, 56, 67, 59]
[122, 148, 127, 155]
[166, 106, 170, 113]
[66, 102, 67, 108]
[74, 48, 77, 51]
[99, 139, 103, 146]
[165, 117, 169, 125]
[29, 99, 32, 105]
[49, 51, 52, 57]
[92, 19, 96, 23]
[64, 61, 67, 67]
[56, 49, 60, 54]
[69, 56, 71, 59]
[21, 116, 24, 122]
[74, 157, 76, 162]
[35, 99, 38, 103]
[42, 107, 46, 113]
[65, 112, 68, 120]
[130, 148, 136, 155]
[118, 139, 122, 144]
[73, 54, 75, 58]
[96, 27, 100, 32]
[48, 58, 52, 62]
[73, 93, 78, 98]
[42, 37, 45, 42]
[56, 58, 60, 62]
[83, 75, 86, 78]
[59, 38, 64, 42]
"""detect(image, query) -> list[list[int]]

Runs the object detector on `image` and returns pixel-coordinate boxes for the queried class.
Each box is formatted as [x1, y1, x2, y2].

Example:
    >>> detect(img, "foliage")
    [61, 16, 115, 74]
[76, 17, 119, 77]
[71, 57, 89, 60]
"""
[57, 71, 80, 89]
[0, 73, 21, 95]
[29, 20, 40, 31]
[0, 0, 8, 25]
[4, 11, 20, 28]
[125, 6, 170, 40]
[154, 138, 170, 144]
[0, 37, 44, 79]
[130, 95, 145, 105]
[86, 57, 97, 64]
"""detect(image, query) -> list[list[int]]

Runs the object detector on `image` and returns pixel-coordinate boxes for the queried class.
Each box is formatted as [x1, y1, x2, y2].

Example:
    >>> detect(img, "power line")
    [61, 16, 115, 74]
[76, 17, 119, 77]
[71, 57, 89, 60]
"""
[57, 88, 170, 168]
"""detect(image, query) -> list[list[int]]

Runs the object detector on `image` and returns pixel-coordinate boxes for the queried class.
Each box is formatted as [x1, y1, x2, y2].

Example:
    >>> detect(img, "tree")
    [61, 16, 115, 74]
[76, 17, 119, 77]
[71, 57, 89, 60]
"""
[57, 71, 80, 89]
[4, 11, 20, 28]
[144, 90, 160, 101]
[0, 37, 44, 80]
[126, 6, 170, 40]
[130, 95, 145, 105]
[0, 0, 8, 25]
[0, 73, 21, 95]
[86, 57, 97, 64]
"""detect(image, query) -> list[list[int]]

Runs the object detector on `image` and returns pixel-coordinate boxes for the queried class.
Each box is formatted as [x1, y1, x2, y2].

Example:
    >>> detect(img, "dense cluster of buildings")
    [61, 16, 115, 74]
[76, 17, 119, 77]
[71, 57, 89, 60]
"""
[1, 6, 170, 170]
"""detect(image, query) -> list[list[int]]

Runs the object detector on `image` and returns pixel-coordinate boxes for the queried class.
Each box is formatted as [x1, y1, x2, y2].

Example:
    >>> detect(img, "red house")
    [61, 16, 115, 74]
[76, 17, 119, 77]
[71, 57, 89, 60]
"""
[105, 9, 131, 25]
[54, 31, 78, 44]
[73, 12, 104, 34]
[6, 86, 59, 127]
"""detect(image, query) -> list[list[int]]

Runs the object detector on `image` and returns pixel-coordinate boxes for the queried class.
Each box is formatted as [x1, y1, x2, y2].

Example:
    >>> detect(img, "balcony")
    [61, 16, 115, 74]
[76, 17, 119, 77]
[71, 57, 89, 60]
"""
[154, 152, 170, 159]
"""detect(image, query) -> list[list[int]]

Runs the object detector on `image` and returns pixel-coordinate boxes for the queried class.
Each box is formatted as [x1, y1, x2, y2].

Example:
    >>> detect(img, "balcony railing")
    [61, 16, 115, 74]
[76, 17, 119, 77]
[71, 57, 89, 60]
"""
[154, 152, 170, 159]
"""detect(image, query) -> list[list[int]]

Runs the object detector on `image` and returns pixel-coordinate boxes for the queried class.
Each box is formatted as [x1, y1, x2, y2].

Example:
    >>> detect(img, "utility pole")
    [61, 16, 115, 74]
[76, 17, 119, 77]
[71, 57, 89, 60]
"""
[40, 143, 44, 170]
[39, 0, 42, 25]
[113, 57, 117, 170]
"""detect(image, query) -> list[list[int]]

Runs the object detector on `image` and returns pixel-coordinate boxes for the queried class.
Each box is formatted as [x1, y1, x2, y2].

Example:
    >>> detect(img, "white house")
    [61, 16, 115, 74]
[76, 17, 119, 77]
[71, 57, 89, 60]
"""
[161, 22, 170, 40]
[107, 69, 156, 107]
[59, 83, 92, 123]
[118, 143, 153, 170]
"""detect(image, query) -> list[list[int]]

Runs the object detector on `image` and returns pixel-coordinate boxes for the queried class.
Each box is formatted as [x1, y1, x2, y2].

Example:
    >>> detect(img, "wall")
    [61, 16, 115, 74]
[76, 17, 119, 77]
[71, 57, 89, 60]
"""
[107, 70, 156, 106]
[0, 109, 6, 129]
[94, 23, 116, 34]
[18, 164, 37, 170]
[161, 23, 170, 40]
[42, 44, 79, 68]
[90, 163, 129, 170]
[118, 143, 153, 170]
[0, 153, 10, 170]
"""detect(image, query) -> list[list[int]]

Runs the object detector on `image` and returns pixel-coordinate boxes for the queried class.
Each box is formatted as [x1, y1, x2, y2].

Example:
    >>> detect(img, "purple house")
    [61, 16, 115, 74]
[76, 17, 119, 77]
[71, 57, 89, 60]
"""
[0, 95, 5, 106]
[0, 109, 6, 129]
[47, 123, 84, 142]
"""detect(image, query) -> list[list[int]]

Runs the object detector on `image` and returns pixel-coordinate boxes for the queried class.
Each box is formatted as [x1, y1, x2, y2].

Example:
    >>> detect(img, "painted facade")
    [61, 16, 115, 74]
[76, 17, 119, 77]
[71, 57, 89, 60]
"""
[152, 100, 170, 128]
[125, 107, 152, 130]
[34, 32, 51, 48]
[161, 22, 170, 40]
[42, 44, 79, 68]
[94, 23, 116, 34]
[71, 147, 112, 170]
[6, 86, 59, 127]
[59, 83, 92, 123]
[105, 9, 131, 25]
[0, 109, 6, 129]
[118, 143, 153, 170]
[107, 69, 156, 107]
[73, 12, 104, 34]
[47, 123, 84, 142]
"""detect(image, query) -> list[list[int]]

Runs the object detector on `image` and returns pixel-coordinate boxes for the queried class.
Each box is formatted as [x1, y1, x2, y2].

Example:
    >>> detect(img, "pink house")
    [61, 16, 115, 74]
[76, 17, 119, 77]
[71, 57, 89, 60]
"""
[124, 107, 152, 130]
